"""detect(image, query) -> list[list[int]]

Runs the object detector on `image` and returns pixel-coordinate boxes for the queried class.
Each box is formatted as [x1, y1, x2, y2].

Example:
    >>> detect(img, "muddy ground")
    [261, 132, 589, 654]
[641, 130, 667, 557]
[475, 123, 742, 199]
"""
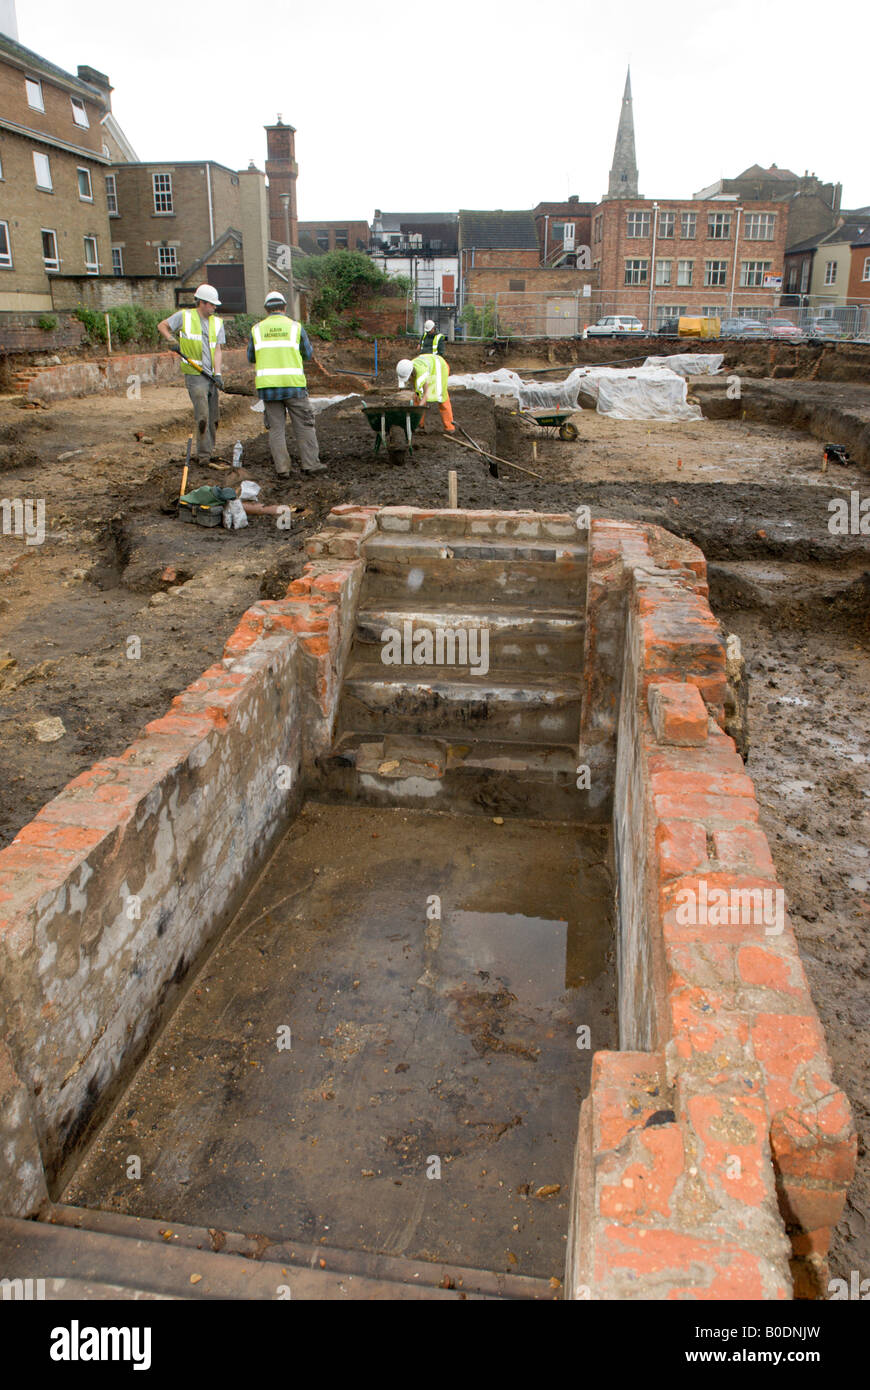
[0, 362, 867, 1289]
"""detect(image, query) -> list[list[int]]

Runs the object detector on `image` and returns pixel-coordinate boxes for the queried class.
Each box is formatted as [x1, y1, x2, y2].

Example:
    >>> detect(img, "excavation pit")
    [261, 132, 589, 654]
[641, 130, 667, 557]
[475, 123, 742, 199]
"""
[0, 505, 856, 1300]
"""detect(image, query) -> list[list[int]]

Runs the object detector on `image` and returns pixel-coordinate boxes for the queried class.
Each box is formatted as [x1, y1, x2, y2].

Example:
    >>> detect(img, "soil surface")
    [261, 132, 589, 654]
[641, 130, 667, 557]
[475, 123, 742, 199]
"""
[1, 358, 867, 1291]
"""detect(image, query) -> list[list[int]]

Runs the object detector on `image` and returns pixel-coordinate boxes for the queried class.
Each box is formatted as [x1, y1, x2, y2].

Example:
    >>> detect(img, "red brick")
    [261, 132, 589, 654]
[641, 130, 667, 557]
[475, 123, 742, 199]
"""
[648, 681, 709, 745]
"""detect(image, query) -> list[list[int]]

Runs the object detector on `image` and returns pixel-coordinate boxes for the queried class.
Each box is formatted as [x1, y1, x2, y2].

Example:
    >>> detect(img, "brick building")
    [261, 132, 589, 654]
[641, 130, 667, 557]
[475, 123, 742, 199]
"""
[695, 164, 842, 248]
[591, 197, 789, 328]
[0, 25, 133, 310]
[297, 220, 370, 255]
[264, 116, 297, 247]
[533, 198, 594, 266]
[460, 210, 595, 336]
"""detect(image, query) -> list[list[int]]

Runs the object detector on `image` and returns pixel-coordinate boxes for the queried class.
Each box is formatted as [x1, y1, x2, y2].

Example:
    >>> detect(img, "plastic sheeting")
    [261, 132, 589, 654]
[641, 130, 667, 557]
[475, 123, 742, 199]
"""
[449, 365, 703, 421]
[643, 354, 723, 377]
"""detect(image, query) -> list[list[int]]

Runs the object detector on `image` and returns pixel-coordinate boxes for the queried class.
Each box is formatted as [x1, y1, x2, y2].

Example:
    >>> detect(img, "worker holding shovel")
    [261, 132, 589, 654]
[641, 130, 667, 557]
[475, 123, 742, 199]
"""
[158, 285, 225, 461]
[247, 291, 326, 478]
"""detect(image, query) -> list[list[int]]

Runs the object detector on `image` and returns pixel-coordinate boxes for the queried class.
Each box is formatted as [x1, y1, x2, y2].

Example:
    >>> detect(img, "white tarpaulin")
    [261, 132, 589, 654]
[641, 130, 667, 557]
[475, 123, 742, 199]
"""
[643, 354, 723, 377]
[449, 365, 703, 421]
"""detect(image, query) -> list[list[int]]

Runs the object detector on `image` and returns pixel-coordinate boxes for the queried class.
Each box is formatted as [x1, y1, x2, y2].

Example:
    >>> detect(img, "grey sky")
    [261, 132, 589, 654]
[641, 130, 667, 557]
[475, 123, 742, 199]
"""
[19, 0, 867, 218]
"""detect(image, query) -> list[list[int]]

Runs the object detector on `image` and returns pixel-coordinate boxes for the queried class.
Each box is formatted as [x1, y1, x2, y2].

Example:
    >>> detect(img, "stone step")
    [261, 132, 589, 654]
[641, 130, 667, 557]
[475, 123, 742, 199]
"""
[338, 667, 583, 745]
[314, 732, 598, 822]
[360, 533, 587, 604]
[0, 1207, 554, 1301]
[376, 507, 580, 541]
[354, 602, 585, 672]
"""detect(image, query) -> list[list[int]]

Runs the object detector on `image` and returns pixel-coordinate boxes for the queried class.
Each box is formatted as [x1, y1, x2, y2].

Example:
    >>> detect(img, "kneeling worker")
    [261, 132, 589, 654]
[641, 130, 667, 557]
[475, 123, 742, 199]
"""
[247, 291, 325, 477]
[158, 284, 225, 461]
[397, 353, 454, 433]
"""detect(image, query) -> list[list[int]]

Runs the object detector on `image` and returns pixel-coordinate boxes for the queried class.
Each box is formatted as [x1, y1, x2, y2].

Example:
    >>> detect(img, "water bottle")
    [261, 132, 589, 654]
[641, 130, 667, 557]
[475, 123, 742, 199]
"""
[232, 440, 243, 467]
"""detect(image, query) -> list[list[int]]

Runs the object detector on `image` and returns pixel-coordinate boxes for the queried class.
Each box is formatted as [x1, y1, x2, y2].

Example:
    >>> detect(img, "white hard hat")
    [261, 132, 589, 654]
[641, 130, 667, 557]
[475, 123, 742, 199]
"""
[194, 283, 221, 306]
[423, 319, 435, 332]
[265, 291, 286, 308]
[396, 358, 414, 385]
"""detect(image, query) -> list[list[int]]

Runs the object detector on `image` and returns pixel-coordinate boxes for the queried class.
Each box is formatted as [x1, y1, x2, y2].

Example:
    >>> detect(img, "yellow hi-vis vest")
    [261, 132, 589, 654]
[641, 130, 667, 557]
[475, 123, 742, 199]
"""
[178, 308, 223, 374]
[412, 352, 449, 404]
[420, 331, 445, 355]
[251, 314, 307, 390]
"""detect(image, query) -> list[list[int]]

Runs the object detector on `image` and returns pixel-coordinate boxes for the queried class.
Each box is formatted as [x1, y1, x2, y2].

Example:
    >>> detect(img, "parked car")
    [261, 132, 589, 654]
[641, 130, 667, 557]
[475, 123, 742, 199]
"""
[806, 317, 846, 339]
[766, 318, 804, 341]
[719, 317, 766, 339]
[585, 315, 644, 338]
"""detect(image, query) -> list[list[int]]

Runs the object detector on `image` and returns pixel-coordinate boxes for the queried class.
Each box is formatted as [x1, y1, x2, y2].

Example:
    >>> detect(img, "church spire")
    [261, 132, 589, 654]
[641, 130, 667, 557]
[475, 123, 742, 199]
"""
[605, 66, 639, 200]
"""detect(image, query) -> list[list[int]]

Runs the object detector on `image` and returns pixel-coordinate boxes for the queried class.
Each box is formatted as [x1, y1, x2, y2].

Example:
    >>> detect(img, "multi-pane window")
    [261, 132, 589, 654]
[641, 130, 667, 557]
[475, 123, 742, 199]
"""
[787, 266, 799, 292]
[624, 258, 649, 285]
[704, 259, 728, 286]
[334, 229, 349, 249]
[83, 236, 99, 274]
[111, 246, 123, 276]
[33, 151, 52, 190]
[824, 261, 837, 285]
[656, 305, 686, 326]
[41, 228, 59, 271]
[681, 211, 697, 239]
[316, 230, 330, 250]
[677, 259, 694, 286]
[707, 212, 732, 239]
[800, 261, 810, 293]
[158, 246, 178, 276]
[0, 221, 11, 268]
[77, 167, 93, 201]
[701, 305, 723, 318]
[152, 173, 173, 213]
[745, 212, 775, 240]
[737, 307, 767, 321]
[626, 211, 650, 238]
[658, 211, 675, 238]
[105, 174, 118, 215]
[25, 78, 44, 110]
[740, 260, 772, 287]
[863, 257, 870, 282]
[655, 259, 672, 286]
[70, 97, 90, 128]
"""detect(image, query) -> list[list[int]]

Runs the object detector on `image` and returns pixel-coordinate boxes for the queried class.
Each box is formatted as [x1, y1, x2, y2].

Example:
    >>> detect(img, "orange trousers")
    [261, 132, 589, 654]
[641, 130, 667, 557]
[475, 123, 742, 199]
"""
[415, 394, 454, 432]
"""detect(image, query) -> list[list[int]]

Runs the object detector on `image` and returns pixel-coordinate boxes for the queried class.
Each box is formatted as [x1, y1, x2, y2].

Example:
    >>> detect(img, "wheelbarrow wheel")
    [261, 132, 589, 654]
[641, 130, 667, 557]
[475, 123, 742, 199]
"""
[387, 423, 408, 464]
[559, 421, 579, 442]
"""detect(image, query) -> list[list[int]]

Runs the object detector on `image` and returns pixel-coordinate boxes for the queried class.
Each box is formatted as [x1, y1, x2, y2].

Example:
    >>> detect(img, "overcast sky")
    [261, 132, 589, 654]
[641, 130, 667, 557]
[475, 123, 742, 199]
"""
[17, 0, 867, 219]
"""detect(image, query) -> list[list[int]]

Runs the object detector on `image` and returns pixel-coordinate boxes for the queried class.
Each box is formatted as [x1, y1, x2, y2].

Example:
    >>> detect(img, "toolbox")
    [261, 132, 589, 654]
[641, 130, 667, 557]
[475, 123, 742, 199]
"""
[179, 500, 225, 526]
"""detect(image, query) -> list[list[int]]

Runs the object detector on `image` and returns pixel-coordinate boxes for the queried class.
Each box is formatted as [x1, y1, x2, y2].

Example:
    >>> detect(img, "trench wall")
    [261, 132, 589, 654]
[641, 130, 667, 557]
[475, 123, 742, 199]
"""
[567, 519, 857, 1299]
[0, 518, 373, 1211]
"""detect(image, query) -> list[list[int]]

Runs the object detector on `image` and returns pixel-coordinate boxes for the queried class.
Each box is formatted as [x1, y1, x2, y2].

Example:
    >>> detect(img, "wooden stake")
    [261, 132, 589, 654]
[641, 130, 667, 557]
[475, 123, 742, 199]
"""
[448, 469, 458, 508]
[532, 440, 538, 463]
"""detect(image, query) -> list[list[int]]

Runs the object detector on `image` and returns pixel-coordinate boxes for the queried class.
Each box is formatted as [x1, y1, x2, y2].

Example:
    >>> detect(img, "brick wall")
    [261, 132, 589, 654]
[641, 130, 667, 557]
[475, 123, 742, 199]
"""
[464, 248, 539, 270]
[110, 164, 242, 279]
[48, 275, 174, 313]
[0, 310, 86, 353]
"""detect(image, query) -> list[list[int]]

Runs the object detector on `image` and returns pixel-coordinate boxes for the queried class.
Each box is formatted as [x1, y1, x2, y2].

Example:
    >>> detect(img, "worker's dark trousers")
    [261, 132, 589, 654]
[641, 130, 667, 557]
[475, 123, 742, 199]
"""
[185, 375, 219, 459]
[263, 395, 321, 475]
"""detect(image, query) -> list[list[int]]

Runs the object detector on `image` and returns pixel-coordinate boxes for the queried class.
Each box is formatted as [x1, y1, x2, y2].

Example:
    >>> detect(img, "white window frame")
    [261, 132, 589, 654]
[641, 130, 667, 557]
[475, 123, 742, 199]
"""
[0, 151, 3, 179]
[677, 258, 694, 286]
[41, 228, 59, 272]
[824, 261, 837, 286]
[0, 220, 11, 268]
[707, 212, 732, 240]
[111, 245, 124, 276]
[745, 212, 775, 241]
[658, 211, 675, 239]
[740, 260, 772, 288]
[624, 258, 649, 285]
[70, 97, 90, 128]
[626, 210, 650, 238]
[655, 259, 672, 286]
[863, 257, 870, 283]
[83, 235, 99, 275]
[656, 304, 687, 326]
[77, 166, 93, 202]
[152, 172, 174, 214]
[704, 259, 728, 287]
[105, 173, 118, 215]
[33, 150, 52, 191]
[701, 305, 723, 319]
[681, 212, 697, 239]
[157, 245, 178, 276]
[25, 78, 44, 111]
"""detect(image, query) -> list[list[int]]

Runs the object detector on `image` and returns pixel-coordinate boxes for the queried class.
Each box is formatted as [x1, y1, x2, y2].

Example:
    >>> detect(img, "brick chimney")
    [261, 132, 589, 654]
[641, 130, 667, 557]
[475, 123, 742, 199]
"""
[264, 116, 298, 247]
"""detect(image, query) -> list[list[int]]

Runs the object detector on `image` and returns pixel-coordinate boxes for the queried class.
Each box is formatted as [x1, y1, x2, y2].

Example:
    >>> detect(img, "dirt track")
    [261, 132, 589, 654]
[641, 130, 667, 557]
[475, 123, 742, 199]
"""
[0, 364, 867, 1288]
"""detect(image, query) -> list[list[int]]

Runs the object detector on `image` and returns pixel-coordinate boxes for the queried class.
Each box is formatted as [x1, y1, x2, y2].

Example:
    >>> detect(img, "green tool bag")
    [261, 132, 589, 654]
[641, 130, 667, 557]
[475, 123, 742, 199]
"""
[179, 485, 236, 527]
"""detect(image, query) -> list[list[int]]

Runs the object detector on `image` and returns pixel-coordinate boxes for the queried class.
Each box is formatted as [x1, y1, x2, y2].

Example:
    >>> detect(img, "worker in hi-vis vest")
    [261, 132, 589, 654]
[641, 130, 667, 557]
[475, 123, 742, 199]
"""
[158, 284, 225, 460]
[397, 353, 455, 433]
[419, 318, 446, 356]
[247, 291, 325, 477]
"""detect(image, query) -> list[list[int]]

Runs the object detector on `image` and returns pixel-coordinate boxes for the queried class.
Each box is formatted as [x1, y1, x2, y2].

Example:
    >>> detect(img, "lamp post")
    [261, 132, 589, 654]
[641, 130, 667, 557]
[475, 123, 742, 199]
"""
[280, 193, 298, 317]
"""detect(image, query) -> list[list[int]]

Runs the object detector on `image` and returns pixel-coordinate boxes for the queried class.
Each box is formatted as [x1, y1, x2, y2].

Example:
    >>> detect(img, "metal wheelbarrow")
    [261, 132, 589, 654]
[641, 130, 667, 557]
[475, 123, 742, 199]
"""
[362, 402, 426, 461]
[522, 407, 579, 441]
